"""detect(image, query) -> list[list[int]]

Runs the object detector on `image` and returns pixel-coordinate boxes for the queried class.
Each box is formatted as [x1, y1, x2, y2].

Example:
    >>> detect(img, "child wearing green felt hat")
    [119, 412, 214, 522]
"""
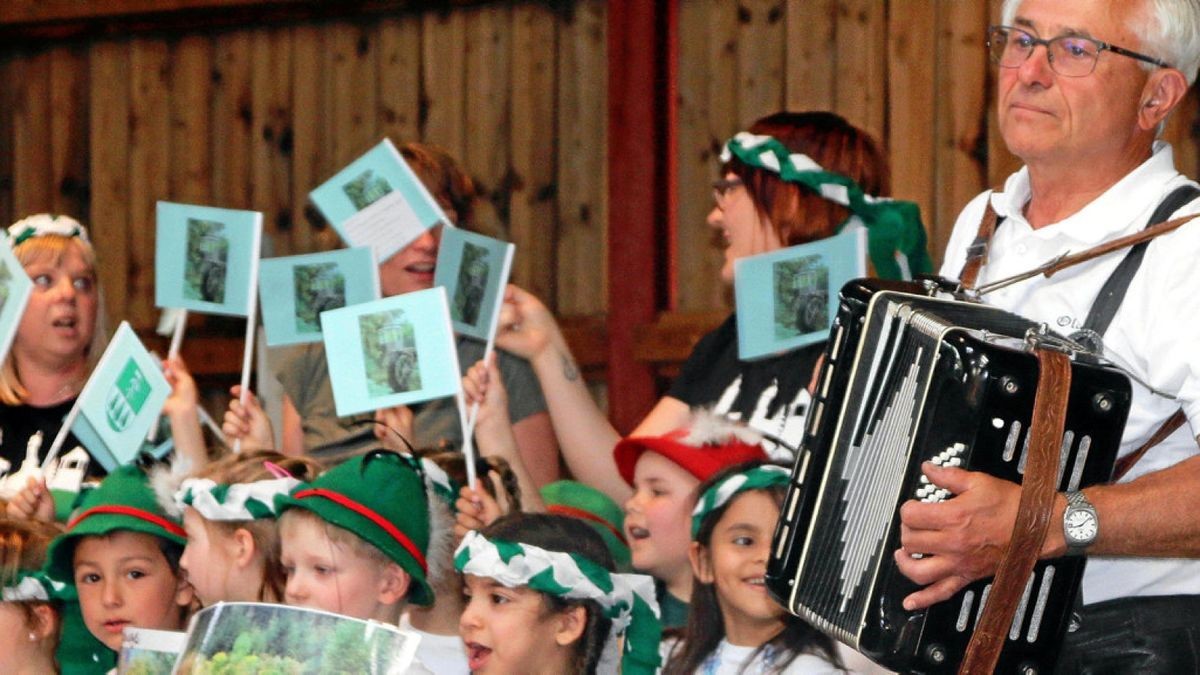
[275, 449, 435, 624]
[541, 479, 632, 573]
[2, 516, 117, 675]
[159, 451, 323, 607]
[42, 464, 195, 660]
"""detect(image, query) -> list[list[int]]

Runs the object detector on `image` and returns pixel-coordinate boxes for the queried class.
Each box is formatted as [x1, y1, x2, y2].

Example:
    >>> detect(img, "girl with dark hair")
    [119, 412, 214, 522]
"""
[664, 461, 843, 674]
[456, 512, 663, 674]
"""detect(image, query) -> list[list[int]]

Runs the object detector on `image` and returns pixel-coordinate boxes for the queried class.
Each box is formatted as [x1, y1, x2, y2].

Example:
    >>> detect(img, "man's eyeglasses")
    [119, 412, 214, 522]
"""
[712, 177, 744, 209]
[987, 25, 1172, 78]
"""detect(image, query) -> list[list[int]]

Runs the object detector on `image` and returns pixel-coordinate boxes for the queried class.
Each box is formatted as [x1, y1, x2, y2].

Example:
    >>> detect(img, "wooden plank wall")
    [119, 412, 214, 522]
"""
[0, 1, 607, 341]
[2, 0, 1199, 362]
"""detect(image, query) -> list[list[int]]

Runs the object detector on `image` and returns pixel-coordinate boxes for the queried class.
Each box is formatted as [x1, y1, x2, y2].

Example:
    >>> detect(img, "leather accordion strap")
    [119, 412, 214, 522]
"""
[1112, 409, 1187, 482]
[958, 199, 1000, 290]
[958, 349, 1072, 675]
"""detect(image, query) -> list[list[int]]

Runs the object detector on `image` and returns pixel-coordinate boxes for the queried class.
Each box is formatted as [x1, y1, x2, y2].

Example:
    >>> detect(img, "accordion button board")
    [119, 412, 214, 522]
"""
[766, 279, 1131, 675]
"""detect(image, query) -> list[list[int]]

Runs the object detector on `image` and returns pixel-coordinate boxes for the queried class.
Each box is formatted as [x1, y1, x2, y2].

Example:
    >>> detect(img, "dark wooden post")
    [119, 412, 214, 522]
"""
[606, 0, 677, 433]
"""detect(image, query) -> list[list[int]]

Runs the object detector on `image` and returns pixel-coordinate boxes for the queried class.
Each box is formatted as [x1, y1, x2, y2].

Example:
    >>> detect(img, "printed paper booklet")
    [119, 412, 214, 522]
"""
[433, 227, 514, 342]
[321, 286, 462, 417]
[155, 201, 263, 318]
[259, 247, 381, 346]
[118, 627, 186, 674]
[734, 227, 866, 361]
[115, 603, 421, 674]
[309, 138, 453, 264]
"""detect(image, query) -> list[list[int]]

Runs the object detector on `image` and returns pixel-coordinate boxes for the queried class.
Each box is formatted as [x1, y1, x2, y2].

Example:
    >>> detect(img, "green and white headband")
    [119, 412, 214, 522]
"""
[721, 132, 932, 281]
[174, 476, 300, 521]
[2, 570, 67, 602]
[692, 464, 790, 538]
[455, 530, 663, 675]
[6, 214, 90, 246]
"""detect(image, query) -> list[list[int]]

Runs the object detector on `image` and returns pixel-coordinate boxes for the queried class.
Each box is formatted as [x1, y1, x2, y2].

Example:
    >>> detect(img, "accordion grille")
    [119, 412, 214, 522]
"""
[792, 318, 940, 643]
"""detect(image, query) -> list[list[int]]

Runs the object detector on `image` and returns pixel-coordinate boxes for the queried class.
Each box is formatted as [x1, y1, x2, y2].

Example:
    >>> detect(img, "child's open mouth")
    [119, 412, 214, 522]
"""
[466, 641, 492, 670]
[627, 526, 650, 540]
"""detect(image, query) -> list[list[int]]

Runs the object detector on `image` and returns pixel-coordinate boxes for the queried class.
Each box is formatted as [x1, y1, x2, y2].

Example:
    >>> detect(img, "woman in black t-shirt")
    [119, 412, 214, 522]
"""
[0, 215, 104, 473]
[460, 113, 928, 642]
[477, 111, 919, 504]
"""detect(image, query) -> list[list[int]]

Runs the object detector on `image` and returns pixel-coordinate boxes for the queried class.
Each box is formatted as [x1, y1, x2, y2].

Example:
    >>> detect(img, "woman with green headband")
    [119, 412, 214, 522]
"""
[665, 461, 842, 674]
[476, 111, 920, 504]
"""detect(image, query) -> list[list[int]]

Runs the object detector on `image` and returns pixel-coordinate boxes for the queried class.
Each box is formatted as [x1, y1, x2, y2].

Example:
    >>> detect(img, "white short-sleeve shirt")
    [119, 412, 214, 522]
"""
[940, 141, 1200, 604]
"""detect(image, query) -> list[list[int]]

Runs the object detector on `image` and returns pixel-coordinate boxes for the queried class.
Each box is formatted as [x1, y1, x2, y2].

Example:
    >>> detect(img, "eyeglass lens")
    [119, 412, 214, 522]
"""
[713, 178, 743, 206]
[989, 27, 1102, 77]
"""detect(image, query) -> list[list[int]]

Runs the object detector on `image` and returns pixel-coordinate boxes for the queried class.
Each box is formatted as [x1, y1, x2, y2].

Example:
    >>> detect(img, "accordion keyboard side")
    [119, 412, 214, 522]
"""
[767, 280, 1132, 675]
[766, 286, 868, 614]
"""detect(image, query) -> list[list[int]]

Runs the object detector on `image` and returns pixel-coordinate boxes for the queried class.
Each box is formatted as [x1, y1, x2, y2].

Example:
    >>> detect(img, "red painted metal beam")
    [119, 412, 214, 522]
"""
[606, 0, 677, 434]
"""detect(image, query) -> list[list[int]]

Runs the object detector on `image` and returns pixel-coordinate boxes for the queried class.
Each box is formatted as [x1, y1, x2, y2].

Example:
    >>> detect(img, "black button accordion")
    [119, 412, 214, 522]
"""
[766, 279, 1131, 674]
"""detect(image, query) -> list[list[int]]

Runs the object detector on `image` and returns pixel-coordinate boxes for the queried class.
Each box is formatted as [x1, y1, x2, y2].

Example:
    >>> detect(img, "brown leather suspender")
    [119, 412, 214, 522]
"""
[958, 201, 1000, 290]
[958, 190, 1200, 482]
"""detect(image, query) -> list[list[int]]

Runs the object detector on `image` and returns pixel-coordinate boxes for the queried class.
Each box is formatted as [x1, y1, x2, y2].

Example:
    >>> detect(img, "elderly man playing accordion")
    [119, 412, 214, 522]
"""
[896, 0, 1200, 671]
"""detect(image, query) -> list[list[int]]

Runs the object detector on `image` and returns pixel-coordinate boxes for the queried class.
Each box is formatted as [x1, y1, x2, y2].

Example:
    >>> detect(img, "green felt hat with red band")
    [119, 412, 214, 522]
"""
[275, 450, 434, 606]
[613, 409, 769, 487]
[45, 465, 187, 583]
[541, 480, 632, 572]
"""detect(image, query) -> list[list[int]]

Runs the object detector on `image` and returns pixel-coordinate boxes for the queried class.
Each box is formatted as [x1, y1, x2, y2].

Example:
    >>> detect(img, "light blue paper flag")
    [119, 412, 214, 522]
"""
[734, 227, 867, 361]
[0, 236, 33, 364]
[260, 247, 381, 347]
[155, 202, 264, 318]
[320, 287, 463, 417]
[45, 322, 171, 472]
[434, 228, 514, 342]
[432, 227, 515, 486]
[309, 139, 453, 264]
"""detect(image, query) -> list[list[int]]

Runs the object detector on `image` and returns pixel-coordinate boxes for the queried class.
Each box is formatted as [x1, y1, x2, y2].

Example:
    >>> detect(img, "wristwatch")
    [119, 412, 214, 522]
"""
[1063, 490, 1099, 555]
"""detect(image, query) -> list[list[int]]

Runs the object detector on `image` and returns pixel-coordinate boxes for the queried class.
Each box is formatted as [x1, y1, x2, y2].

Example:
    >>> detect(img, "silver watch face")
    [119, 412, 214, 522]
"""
[1066, 509, 1098, 542]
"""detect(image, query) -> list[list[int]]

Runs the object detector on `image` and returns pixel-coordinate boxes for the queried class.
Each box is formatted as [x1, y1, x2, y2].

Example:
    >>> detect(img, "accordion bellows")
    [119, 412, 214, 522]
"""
[767, 279, 1131, 674]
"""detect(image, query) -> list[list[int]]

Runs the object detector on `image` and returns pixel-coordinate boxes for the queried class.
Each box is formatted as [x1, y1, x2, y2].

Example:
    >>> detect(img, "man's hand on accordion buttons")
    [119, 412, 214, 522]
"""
[894, 461, 1022, 610]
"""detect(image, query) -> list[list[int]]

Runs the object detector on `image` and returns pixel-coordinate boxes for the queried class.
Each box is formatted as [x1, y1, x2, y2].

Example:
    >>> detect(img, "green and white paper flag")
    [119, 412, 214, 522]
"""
[56, 322, 171, 472]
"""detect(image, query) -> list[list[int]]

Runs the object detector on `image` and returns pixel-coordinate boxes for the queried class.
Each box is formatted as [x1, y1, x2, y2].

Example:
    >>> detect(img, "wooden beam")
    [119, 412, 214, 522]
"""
[0, 0, 489, 42]
[632, 310, 725, 366]
[0, 0, 311, 25]
[607, 0, 676, 434]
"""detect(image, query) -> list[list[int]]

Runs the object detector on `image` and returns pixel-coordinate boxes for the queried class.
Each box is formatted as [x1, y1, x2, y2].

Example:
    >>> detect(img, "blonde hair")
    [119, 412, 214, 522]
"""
[278, 509, 405, 621]
[278, 508, 393, 568]
[0, 518, 64, 660]
[1, 517, 63, 583]
[0, 233, 108, 405]
[193, 451, 323, 602]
